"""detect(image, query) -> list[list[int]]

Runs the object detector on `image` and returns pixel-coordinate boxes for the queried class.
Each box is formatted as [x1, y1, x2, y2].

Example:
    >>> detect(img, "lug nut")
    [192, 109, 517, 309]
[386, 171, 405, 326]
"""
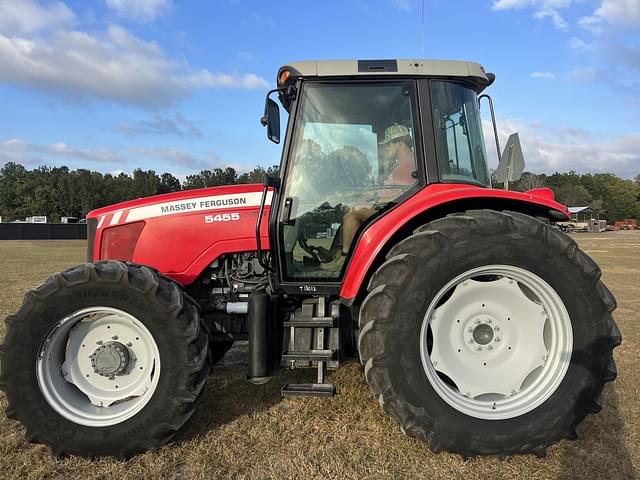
[96, 340, 103, 345]
[495, 337, 501, 342]
[487, 345, 493, 351]
[111, 335, 118, 340]
[468, 339, 474, 344]
[468, 327, 473, 333]
[476, 346, 482, 351]
[495, 326, 500, 331]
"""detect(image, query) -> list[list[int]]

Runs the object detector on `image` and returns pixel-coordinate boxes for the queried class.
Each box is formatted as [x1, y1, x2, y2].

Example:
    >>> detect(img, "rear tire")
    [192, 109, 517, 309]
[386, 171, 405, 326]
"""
[358, 210, 621, 457]
[0, 261, 209, 458]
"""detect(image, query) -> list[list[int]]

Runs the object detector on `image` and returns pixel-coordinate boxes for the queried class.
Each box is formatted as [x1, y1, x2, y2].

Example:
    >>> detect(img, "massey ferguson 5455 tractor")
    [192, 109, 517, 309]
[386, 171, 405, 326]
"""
[1, 59, 620, 459]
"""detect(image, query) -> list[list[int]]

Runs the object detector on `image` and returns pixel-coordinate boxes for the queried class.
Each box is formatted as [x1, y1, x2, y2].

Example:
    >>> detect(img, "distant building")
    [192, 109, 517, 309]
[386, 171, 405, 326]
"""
[567, 206, 604, 232]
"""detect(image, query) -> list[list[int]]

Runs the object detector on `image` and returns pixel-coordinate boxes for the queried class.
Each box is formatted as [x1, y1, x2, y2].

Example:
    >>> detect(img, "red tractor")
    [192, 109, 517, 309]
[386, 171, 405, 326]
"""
[1, 59, 620, 458]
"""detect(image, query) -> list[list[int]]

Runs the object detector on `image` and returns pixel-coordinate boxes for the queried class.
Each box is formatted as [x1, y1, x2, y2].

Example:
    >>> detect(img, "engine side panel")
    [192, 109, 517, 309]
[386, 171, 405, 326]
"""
[87, 184, 271, 285]
[340, 183, 570, 301]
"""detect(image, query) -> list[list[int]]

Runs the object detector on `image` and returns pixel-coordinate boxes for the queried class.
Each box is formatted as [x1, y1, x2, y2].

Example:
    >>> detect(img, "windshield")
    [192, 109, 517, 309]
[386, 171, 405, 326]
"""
[280, 81, 420, 282]
[431, 81, 490, 186]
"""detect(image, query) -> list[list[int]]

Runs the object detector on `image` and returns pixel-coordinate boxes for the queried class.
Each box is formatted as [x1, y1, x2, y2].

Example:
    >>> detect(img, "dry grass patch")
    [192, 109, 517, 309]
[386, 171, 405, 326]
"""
[0, 235, 638, 479]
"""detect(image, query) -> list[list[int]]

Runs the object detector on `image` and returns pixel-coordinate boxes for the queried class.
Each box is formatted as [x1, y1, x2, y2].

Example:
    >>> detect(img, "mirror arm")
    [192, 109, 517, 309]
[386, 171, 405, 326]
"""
[479, 94, 501, 164]
[261, 88, 285, 126]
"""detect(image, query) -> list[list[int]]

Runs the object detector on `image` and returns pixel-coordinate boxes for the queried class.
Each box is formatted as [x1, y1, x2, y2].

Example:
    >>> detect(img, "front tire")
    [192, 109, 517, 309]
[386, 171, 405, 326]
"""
[358, 210, 621, 456]
[0, 261, 209, 458]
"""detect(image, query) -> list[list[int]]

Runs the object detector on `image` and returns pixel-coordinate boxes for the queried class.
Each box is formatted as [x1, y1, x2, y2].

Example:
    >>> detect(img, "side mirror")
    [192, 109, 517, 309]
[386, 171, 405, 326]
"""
[260, 98, 280, 144]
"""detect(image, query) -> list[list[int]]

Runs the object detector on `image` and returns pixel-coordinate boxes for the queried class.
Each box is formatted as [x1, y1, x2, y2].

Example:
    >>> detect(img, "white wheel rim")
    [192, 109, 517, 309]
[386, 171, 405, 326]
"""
[37, 307, 161, 427]
[419, 265, 572, 420]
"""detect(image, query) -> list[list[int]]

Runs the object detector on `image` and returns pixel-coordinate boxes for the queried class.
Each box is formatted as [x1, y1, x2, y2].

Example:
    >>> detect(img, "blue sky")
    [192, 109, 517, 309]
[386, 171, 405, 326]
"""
[0, 0, 638, 179]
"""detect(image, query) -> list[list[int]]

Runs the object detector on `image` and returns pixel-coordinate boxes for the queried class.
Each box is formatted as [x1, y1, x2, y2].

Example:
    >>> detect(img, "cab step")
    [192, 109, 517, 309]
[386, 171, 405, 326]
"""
[281, 297, 342, 397]
[281, 383, 336, 397]
[282, 349, 335, 362]
[283, 317, 337, 328]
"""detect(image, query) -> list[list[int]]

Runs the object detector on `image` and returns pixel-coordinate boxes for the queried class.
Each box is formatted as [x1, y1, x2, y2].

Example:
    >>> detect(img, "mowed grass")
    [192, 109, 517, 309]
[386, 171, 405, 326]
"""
[0, 234, 638, 479]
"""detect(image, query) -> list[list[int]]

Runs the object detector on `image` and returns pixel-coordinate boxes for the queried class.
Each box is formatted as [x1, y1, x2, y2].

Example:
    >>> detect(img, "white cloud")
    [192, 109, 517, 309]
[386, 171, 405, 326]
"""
[483, 119, 640, 178]
[578, 15, 604, 34]
[492, 0, 574, 28]
[593, 0, 640, 27]
[0, 24, 269, 108]
[118, 112, 203, 138]
[105, 0, 172, 22]
[188, 70, 269, 90]
[129, 146, 211, 169]
[531, 71, 557, 79]
[492, 0, 573, 11]
[568, 37, 591, 50]
[248, 12, 275, 29]
[392, 0, 412, 11]
[237, 50, 255, 61]
[579, 0, 640, 33]
[1, 138, 119, 164]
[534, 7, 568, 29]
[569, 67, 600, 82]
[0, 0, 74, 35]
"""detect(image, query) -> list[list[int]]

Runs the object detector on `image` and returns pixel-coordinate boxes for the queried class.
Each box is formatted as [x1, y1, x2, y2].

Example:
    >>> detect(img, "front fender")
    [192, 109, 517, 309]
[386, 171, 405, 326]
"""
[339, 184, 569, 301]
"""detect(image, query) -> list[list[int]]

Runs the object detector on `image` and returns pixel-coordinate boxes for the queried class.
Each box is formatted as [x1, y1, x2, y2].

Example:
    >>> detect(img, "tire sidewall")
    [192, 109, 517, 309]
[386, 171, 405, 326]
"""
[8, 280, 192, 454]
[381, 231, 606, 453]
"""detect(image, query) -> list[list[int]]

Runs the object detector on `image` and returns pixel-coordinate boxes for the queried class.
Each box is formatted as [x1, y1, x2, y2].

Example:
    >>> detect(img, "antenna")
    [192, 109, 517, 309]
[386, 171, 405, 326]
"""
[421, 0, 425, 57]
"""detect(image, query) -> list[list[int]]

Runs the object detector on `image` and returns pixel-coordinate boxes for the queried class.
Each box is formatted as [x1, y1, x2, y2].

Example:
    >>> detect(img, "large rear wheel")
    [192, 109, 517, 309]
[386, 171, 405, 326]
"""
[359, 210, 621, 456]
[0, 261, 209, 458]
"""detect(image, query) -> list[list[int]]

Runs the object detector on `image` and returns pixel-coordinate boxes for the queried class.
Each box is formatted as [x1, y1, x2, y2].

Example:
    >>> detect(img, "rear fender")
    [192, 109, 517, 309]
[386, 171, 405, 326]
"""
[340, 184, 569, 303]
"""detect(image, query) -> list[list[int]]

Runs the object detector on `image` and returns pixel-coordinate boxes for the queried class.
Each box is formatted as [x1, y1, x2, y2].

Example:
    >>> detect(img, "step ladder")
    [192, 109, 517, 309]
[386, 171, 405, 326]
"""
[281, 297, 338, 397]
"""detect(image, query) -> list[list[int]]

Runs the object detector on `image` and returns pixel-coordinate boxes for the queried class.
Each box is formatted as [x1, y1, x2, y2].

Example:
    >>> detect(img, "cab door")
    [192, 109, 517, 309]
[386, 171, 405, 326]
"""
[275, 80, 423, 289]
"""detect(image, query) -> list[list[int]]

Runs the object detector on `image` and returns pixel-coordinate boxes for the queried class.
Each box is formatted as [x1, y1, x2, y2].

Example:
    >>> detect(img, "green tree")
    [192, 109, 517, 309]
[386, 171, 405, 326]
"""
[554, 184, 592, 206]
[158, 172, 181, 193]
[0, 162, 28, 219]
[131, 169, 160, 198]
[603, 179, 640, 222]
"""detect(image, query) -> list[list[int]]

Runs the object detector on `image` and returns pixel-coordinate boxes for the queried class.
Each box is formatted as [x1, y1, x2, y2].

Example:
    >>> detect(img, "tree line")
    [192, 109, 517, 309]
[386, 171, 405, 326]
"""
[495, 171, 640, 223]
[0, 162, 638, 223]
[0, 162, 279, 222]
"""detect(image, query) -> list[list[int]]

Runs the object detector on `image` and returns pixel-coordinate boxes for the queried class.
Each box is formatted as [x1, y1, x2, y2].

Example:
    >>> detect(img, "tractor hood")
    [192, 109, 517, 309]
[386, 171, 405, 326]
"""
[87, 184, 272, 285]
[87, 183, 266, 221]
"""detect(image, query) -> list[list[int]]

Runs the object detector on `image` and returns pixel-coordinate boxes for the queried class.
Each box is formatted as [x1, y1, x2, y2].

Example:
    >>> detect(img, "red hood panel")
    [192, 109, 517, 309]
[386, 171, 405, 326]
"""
[89, 184, 271, 285]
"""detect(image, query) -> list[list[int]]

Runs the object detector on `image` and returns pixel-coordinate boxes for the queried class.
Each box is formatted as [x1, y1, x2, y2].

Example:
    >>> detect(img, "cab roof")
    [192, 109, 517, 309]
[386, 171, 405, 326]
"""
[279, 59, 493, 89]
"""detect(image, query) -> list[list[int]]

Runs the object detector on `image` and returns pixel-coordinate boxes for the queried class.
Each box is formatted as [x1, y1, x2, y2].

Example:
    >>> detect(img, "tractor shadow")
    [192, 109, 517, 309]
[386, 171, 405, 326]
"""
[175, 341, 310, 440]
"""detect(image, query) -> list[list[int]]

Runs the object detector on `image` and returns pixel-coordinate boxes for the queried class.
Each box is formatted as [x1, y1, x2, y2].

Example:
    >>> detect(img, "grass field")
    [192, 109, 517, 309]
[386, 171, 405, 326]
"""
[0, 234, 638, 479]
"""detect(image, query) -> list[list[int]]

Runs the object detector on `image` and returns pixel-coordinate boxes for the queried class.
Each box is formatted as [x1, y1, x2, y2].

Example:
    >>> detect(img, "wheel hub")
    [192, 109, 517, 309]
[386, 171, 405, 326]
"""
[90, 342, 130, 377]
[472, 323, 494, 345]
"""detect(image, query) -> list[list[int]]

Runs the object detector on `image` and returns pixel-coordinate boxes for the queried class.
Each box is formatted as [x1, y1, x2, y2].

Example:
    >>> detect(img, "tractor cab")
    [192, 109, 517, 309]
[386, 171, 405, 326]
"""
[261, 59, 494, 290]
